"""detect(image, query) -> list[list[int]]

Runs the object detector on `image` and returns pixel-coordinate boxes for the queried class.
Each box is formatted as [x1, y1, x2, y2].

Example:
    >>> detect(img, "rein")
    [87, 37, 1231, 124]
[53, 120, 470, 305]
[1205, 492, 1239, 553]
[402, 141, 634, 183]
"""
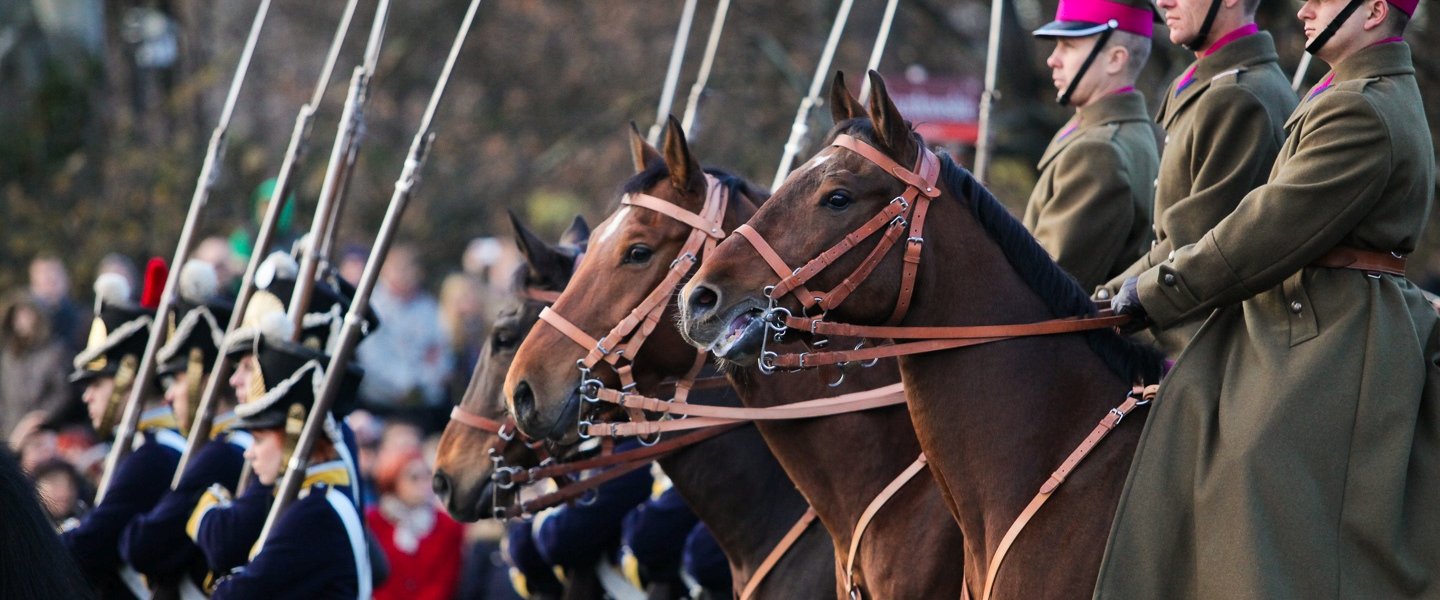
[736, 133, 1130, 373]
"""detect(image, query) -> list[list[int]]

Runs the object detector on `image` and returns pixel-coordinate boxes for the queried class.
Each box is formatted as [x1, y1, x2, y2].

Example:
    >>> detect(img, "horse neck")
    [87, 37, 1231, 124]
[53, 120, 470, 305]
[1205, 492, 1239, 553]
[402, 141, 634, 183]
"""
[655, 385, 814, 574]
[894, 194, 1130, 552]
[726, 360, 921, 551]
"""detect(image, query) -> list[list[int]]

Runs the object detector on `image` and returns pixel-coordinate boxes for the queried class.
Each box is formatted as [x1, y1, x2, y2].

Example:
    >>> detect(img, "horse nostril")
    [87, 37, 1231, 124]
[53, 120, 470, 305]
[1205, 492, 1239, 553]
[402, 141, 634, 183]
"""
[432, 471, 451, 498]
[688, 285, 720, 317]
[512, 380, 536, 422]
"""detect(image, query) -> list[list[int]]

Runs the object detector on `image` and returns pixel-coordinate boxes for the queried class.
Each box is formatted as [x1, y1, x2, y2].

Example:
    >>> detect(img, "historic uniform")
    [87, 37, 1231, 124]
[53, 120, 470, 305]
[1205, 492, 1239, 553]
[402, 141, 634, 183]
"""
[62, 270, 180, 599]
[210, 333, 370, 599]
[1098, 21, 1296, 355]
[620, 478, 697, 590]
[1023, 0, 1160, 291]
[121, 270, 246, 598]
[1098, 28, 1440, 599]
[531, 443, 652, 597]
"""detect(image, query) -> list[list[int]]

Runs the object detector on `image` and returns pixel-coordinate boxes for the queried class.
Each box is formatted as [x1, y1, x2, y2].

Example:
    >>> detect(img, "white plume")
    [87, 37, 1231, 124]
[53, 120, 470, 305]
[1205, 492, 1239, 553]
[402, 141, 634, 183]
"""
[93, 273, 131, 311]
[256, 251, 299, 290]
[178, 260, 219, 302]
[257, 310, 294, 343]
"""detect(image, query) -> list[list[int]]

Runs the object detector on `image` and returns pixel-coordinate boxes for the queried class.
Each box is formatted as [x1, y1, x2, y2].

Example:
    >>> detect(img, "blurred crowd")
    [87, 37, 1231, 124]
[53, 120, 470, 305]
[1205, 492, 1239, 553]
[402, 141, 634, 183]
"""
[1, 227, 527, 599]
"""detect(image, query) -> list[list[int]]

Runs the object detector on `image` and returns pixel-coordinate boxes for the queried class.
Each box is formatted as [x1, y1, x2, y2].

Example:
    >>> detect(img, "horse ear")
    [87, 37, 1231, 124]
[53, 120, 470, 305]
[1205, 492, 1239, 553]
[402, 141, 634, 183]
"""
[661, 115, 703, 194]
[629, 122, 662, 173]
[829, 71, 866, 123]
[508, 210, 567, 284]
[864, 70, 915, 160]
[559, 215, 590, 251]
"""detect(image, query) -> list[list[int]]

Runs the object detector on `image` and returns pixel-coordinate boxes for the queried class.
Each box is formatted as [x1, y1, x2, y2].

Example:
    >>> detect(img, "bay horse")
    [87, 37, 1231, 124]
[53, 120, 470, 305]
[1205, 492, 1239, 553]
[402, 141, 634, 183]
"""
[433, 212, 587, 522]
[506, 116, 967, 598]
[506, 118, 836, 599]
[679, 72, 1162, 598]
[0, 447, 94, 599]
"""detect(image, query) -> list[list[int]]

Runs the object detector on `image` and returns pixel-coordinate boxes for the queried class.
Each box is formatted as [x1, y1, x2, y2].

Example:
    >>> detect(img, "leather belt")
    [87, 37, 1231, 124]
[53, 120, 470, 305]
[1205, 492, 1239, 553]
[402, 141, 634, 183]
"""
[1312, 246, 1406, 276]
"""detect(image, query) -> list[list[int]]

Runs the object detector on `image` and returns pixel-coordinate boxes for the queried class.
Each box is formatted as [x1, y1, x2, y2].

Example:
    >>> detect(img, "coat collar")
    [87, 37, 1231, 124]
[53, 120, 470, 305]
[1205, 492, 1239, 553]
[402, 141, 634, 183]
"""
[1163, 31, 1280, 126]
[1290, 42, 1413, 129]
[1038, 90, 1150, 169]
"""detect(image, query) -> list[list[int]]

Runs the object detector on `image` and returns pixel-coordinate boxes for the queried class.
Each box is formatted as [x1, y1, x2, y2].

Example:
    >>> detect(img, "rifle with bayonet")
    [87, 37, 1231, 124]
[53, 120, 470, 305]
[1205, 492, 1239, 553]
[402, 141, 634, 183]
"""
[257, 0, 486, 549]
[97, 0, 273, 503]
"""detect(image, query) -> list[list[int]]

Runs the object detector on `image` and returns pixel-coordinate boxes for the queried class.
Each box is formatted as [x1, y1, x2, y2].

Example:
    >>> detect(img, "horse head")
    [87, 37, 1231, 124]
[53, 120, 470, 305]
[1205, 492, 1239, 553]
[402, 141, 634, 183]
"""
[506, 116, 762, 442]
[432, 213, 587, 522]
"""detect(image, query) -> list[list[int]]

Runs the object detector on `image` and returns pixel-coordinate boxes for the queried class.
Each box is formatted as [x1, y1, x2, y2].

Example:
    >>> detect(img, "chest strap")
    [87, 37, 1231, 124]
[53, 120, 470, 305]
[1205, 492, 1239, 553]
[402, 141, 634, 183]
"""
[1311, 246, 1406, 277]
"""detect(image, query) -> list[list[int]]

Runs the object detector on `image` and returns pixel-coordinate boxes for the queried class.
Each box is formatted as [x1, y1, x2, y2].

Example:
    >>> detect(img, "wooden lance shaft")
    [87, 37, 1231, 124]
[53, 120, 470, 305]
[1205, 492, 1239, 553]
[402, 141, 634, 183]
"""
[98, 0, 273, 503]
[680, 0, 733, 135]
[648, 0, 699, 146]
[772, 0, 856, 189]
[973, 0, 1005, 184]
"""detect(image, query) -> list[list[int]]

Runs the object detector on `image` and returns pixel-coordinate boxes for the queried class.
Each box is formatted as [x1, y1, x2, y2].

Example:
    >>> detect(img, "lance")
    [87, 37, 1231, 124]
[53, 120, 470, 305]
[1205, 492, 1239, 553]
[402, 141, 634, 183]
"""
[648, 0, 700, 145]
[289, 0, 392, 338]
[257, 0, 484, 546]
[679, 0, 732, 134]
[96, 0, 273, 503]
[172, 0, 362, 488]
[772, 0, 856, 189]
[857, 0, 901, 104]
[973, 0, 1005, 183]
[1291, 53, 1314, 93]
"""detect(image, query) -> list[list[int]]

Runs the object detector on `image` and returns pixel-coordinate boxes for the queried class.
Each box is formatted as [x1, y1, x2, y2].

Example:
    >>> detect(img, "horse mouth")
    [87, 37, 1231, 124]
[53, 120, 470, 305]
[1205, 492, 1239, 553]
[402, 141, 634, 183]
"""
[707, 303, 766, 363]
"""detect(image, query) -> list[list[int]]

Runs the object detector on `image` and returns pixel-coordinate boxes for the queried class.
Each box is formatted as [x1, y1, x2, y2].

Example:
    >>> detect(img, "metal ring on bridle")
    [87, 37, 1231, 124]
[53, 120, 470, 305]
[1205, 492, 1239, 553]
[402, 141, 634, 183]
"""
[493, 466, 519, 490]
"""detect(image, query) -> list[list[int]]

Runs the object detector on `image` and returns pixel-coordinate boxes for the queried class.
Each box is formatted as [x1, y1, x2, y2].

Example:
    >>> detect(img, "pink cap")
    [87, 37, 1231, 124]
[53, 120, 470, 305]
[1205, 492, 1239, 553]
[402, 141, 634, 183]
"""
[1389, 0, 1418, 17]
[1035, 0, 1156, 38]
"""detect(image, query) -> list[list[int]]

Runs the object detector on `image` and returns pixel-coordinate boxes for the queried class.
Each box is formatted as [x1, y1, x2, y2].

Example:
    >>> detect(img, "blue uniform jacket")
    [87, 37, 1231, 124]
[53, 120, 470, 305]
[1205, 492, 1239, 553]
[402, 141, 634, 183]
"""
[63, 425, 185, 598]
[505, 519, 564, 597]
[211, 470, 369, 600]
[621, 485, 697, 584]
[683, 523, 732, 592]
[121, 425, 250, 585]
[532, 443, 653, 570]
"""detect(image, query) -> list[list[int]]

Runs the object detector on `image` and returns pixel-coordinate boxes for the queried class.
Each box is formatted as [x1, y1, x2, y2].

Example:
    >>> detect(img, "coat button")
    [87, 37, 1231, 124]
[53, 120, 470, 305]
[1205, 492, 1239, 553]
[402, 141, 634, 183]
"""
[1162, 273, 1176, 286]
[1291, 301, 1303, 314]
[1167, 250, 1176, 261]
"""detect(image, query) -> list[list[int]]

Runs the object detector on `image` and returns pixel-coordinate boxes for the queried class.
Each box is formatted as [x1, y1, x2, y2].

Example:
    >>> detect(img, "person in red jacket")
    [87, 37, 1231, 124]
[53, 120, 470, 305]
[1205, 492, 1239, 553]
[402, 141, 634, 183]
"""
[366, 446, 463, 600]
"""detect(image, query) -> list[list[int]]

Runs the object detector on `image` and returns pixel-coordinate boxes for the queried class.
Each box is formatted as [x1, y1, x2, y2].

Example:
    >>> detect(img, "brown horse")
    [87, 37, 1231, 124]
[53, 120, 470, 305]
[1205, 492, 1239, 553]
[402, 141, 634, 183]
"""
[433, 212, 587, 522]
[506, 116, 967, 598]
[506, 118, 836, 599]
[679, 72, 1162, 598]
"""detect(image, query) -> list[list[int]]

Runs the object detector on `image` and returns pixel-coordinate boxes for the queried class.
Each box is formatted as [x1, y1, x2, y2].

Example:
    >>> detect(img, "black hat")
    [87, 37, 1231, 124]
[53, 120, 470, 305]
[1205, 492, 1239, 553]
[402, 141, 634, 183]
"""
[71, 268, 160, 383]
[233, 334, 363, 431]
[223, 251, 379, 357]
[157, 261, 234, 376]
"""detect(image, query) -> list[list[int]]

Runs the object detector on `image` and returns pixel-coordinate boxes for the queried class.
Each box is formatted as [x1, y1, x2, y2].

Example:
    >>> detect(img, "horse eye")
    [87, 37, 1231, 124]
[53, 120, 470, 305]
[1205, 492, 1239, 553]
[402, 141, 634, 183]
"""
[623, 244, 654, 265]
[491, 328, 518, 349]
[823, 191, 852, 210]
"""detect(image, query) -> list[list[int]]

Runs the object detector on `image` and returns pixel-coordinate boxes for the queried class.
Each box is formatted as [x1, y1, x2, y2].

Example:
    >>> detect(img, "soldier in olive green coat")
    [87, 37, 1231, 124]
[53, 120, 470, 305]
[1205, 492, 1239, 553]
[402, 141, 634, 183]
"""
[1096, 0, 1296, 356]
[1023, 0, 1160, 291]
[1100, 0, 1439, 596]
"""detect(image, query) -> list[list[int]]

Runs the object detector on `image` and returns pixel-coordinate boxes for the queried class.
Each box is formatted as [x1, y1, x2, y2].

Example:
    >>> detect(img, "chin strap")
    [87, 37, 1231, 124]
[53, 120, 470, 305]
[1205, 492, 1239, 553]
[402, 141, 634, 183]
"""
[1059, 25, 1117, 106]
[1184, 0, 1224, 52]
[1305, 0, 1365, 54]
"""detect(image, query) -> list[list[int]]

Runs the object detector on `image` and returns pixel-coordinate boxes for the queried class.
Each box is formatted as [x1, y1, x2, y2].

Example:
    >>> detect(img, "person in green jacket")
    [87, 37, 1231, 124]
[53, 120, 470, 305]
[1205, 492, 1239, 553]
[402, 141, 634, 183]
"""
[1023, 0, 1161, 291]
[1095, 0, 1296, 357]
[1101, 0, 1439, 596]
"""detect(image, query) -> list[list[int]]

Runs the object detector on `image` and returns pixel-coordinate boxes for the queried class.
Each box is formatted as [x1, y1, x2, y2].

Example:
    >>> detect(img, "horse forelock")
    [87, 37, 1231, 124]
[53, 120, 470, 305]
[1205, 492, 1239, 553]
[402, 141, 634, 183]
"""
[937, 153, 1163, 385]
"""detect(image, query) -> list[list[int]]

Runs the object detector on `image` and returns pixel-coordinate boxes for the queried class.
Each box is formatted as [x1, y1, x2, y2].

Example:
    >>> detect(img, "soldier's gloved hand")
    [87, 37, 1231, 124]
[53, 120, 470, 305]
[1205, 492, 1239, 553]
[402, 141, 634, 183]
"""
[1111, 277, 1151, 334]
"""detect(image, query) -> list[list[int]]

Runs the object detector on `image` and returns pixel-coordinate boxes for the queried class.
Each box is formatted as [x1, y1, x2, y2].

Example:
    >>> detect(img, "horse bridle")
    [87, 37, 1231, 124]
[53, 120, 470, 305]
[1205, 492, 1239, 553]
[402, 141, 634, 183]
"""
[534, 174, 730, 442]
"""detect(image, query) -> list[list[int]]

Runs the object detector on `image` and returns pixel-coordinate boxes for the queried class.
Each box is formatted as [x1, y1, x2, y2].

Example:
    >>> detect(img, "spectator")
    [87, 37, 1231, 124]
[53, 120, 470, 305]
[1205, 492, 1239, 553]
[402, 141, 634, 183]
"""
[27, 256, 86, 354]
[96, 253, 138, 291]
[366, 447, 463, 600]
[0, 292, 72, 437]
[11, 421, 58, 475]
[438, 273, 488, 403]
[339, 244, 368, 286]
[228, 178, 297, 264]
[355, 244, 451, 431]
[31, 459, 90, 527]
[193, 235, 244, 295]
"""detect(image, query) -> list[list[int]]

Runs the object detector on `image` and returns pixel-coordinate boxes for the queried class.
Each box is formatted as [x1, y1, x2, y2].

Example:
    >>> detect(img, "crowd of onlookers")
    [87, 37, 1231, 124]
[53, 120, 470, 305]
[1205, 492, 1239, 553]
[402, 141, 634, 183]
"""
[2, 235, 526, 600]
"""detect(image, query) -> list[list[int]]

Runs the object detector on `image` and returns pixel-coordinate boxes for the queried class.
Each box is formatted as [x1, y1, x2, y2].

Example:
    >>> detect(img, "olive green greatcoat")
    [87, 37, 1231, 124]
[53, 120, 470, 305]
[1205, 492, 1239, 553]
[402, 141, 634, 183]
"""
[1100, 31, 1296, 355]
[1022, 90, 1159, 291]
[1094, 42, 1440, 599]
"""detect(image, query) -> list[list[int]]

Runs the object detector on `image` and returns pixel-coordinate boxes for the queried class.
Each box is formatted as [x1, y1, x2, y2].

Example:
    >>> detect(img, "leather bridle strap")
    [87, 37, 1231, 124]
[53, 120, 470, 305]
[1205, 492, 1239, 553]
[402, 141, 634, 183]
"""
[978, 386, 1156, 600]
[771, 314, 1131, 369]
[504, 422, 743, 488]
[448, 405, 511, 436]
[846, 454, 928, 598]
[524, 288, 563, 304]
[586, 383, 907, 437]
[741, 507, 819, 600]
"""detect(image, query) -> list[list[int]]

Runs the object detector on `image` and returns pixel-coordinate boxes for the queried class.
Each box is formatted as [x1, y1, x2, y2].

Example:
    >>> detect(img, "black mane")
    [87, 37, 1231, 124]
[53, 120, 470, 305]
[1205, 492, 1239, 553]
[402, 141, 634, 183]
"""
[619, 160, 770, 209]
[936, 153, 1163, 384]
